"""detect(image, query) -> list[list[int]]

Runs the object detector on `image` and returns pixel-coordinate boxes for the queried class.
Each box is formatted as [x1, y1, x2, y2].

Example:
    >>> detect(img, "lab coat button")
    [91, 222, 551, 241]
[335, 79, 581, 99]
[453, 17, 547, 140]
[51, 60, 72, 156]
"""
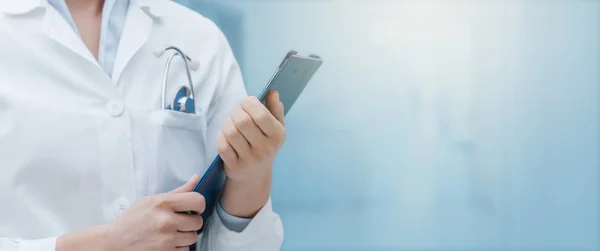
[113, 198, 130, 217]
[106, 101, 124, 116]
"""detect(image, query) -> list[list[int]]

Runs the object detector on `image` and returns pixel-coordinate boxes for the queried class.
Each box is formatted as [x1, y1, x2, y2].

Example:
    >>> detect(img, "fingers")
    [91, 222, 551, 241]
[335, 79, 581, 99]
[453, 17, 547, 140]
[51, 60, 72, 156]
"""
[218, 94, 286, 170]
[217, 131, 237, 165]
[265, 91, 285, 126]
[174, 231, 199, 248]
[173, 213, 204, 232]
[222, 117, 251, 158]
[156, 213, 202, 232]
[230, 106, 267, 147]
[170, 174, 201, 193]
[241, 96, 285, 139]
[160, 192, 205, 214]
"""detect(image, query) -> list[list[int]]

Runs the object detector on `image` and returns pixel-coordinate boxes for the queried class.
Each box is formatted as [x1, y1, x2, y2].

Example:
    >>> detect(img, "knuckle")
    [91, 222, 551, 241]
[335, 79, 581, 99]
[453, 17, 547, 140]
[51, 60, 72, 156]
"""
[222, 118, 234, 129]
[156, 215, 175, 231]
[152, 195, 168, 208]
[196, 216, 204, 230]
[243, 96, 255, 106]
[217, 134, 229, 150]
[186, 232, 199, 245]
[217, 143, 230, 154]
[251, 96, 261, 102]
[241, 112, 253, 126]
[234, 113, 252, 128]
[277, 127, 287, 140]
[223, 128, 238, 139]
[193, 193, 206, 213]
[158, 234, 175, 248]
[255, 110, 270, 123]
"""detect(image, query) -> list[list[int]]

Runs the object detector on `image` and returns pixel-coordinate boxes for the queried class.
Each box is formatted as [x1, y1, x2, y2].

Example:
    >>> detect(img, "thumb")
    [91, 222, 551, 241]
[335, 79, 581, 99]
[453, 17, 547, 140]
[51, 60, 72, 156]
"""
[266, 91, 285, 126]
[170, 174, 201, 193]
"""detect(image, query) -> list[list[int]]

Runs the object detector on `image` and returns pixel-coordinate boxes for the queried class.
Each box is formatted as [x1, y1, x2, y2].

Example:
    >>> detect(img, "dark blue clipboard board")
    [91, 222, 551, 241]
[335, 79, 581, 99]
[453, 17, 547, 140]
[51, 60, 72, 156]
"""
[189, 51, 322, 247]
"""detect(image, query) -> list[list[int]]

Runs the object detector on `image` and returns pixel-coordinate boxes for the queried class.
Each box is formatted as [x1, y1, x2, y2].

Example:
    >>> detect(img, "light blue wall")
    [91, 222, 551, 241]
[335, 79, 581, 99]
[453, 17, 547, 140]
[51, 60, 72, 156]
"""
[177, 0, 599, 250]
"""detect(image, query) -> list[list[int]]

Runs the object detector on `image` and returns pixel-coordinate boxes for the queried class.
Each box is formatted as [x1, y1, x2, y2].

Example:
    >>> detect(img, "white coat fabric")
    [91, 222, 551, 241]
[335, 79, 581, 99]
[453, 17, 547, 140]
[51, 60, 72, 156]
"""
[0, 0, 284, 250]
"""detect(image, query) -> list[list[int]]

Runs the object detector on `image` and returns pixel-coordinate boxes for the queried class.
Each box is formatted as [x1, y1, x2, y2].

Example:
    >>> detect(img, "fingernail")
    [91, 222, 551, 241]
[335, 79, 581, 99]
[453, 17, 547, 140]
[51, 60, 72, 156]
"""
[189, 174, 199, 182]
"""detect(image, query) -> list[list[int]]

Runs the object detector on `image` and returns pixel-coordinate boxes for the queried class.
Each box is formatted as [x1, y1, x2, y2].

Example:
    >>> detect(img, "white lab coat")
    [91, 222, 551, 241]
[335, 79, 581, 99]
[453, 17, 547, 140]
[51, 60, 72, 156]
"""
[0, 0, 284, 250]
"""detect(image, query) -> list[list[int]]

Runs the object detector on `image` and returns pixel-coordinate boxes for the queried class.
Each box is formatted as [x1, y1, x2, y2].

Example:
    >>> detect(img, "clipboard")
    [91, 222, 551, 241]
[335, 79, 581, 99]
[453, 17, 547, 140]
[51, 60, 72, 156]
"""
[192, 50, 323, 234]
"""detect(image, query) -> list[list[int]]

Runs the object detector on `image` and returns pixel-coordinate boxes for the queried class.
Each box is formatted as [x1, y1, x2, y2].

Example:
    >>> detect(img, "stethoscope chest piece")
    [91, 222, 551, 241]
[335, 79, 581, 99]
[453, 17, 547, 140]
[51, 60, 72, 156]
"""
[166, 86, 195, 114]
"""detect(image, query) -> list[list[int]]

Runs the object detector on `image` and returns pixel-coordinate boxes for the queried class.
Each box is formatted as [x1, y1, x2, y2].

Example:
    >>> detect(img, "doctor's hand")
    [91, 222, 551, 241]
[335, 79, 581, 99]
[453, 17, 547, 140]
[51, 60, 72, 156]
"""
[103, 175, 204, 251]
[217, 91, 286, 218]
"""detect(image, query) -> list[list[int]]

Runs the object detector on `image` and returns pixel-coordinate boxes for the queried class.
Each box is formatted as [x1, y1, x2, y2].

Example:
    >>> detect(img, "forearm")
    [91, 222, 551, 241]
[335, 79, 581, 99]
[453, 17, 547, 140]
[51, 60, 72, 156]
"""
[56, 225, 113, 251]
[220, 171, 272, 218]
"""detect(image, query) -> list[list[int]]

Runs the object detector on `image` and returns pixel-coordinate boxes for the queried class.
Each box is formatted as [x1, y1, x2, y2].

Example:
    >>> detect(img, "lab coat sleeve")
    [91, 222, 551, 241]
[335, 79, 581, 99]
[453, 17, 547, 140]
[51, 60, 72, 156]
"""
[200, 198, 284, 251]
[198, 23, 284, 251]
[216, 202, 252, 233]
[0, 237, 56, 251]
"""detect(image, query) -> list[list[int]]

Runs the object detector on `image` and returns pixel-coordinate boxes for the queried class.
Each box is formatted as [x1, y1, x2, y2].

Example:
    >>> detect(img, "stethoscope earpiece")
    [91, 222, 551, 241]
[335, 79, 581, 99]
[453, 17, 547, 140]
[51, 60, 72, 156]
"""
[189, 60, 200, 71]
[153, 49, 165, 57]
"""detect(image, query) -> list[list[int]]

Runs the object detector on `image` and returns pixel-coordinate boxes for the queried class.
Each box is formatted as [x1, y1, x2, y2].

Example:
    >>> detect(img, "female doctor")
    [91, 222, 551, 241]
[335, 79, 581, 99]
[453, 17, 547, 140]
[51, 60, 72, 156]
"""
[0, 0, 285, 250]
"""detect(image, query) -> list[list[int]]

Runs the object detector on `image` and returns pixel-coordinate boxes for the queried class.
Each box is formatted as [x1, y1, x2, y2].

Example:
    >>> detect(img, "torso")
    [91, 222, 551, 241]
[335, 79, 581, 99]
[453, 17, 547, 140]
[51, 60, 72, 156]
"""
[0, 0, 241, 238]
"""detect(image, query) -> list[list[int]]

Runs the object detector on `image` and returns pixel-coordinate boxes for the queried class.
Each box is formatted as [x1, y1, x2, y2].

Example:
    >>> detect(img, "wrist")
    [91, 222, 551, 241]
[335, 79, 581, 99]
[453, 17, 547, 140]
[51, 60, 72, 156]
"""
[220, 174, 271, 218]
[56, 224, 115, 251]
[98, 223, 120, 251]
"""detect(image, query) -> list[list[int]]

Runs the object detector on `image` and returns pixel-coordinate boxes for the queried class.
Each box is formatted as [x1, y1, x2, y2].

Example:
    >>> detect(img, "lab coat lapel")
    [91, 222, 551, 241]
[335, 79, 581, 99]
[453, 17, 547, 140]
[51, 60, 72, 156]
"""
[111, 3, 156, 84]
[0, 0, 42, 14]
[42, 7, 99, 67]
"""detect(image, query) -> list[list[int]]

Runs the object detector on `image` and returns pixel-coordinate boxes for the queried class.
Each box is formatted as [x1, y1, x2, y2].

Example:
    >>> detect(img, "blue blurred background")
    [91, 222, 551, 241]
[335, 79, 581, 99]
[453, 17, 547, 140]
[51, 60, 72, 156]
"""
[177, 0, 599, 250]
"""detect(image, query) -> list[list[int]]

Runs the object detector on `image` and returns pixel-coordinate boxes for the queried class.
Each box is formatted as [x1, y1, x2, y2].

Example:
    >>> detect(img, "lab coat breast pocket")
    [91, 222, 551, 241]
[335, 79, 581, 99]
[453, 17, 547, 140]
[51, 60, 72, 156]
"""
[146, 110, 207, 194]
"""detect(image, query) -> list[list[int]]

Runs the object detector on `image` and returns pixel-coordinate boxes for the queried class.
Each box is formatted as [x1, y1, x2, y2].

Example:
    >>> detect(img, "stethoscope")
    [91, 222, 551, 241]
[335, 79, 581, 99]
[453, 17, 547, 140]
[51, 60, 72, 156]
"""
[157, 46, 201, 250]
[158, 46, 198, 114]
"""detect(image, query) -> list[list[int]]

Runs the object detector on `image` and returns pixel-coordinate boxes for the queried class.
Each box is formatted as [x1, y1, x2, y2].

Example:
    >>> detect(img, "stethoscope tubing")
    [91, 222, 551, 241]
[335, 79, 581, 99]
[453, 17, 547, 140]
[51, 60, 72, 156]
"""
[161, 46, 196, 113]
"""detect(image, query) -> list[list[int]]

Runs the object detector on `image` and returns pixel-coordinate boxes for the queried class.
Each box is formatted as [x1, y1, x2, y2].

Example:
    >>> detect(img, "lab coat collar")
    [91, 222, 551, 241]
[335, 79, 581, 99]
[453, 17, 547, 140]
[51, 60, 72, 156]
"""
[1, 0, 169, 84]
[0, 0, 46, 14]
[0, 0, 168, 20]
[134, 0, 169, 20]
[111, 0, 168, 83]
